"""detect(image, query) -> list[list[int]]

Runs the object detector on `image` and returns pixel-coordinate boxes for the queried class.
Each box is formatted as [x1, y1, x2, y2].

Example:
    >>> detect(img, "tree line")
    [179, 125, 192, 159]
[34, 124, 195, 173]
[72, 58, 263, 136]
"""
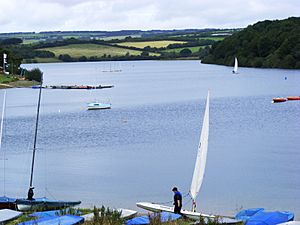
[201, 17, 300, 69]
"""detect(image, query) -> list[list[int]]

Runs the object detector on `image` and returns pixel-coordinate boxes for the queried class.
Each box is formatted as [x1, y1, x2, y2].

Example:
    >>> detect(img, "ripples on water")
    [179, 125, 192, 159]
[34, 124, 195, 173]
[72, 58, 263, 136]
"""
[0, 61, 299, 218]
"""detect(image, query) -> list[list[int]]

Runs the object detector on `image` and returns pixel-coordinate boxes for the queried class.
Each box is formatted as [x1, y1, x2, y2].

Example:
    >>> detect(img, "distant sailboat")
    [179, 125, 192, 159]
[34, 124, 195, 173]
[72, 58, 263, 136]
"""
[137, 91, 214, 220]
[232, 57, 238, 74]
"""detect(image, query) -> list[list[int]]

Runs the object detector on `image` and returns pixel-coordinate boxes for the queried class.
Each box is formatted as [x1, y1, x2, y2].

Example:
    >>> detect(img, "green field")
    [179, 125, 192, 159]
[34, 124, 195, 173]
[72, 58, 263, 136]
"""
[116, 40, 186, 48]
[40, 43, 148, 58]
[198, 37, 224, 41]
[163, 46, 205, 53]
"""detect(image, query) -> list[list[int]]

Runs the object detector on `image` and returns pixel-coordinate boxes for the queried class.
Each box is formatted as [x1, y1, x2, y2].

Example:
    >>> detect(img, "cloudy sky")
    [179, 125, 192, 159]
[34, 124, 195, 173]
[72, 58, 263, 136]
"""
[0, 0, 299, 33]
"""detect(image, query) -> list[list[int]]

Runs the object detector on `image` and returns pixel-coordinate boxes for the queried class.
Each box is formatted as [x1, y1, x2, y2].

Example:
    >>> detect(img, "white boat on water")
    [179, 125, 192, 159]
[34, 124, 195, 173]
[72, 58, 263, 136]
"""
[87, 102, 112, 110]
[232, 57, 238, 74]
[137, 91, 214, 220]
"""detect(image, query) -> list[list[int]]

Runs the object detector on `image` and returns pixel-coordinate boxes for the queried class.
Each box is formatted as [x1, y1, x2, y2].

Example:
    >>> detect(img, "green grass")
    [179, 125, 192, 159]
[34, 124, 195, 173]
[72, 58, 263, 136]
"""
[163, 46, 205, 53]
[198, 37, 225, 41]
[39, 43, 146, 58]
[0, 74, 18, 83]
[116, 40, 186, 48]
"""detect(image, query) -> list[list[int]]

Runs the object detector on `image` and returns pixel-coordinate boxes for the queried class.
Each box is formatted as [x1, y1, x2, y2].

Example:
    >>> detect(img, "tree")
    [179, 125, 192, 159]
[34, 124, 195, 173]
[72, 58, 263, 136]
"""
[0, 38, 23, 46]
[25, 68, 43, 82]
[179, 48, 192, 57]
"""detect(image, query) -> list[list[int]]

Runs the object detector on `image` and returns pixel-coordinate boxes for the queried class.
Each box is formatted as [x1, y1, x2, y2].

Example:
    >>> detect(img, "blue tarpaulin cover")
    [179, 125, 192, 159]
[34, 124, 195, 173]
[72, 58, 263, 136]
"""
[245, 211, 294, 225]
[126, 212, 181, 225]
[235, 208, 265, 221]
[18, 214, 84, 225]
[29, 209, 81, 218]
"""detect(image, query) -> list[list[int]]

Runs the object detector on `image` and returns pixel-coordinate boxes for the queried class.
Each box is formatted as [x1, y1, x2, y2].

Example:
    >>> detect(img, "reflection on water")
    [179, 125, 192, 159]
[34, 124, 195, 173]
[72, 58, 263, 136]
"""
[0, 61, 299, 218]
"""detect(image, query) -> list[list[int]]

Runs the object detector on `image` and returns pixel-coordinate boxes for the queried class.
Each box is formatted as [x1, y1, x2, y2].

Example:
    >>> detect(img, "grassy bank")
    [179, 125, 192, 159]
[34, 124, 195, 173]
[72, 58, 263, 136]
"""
[0, 74, 39, 88]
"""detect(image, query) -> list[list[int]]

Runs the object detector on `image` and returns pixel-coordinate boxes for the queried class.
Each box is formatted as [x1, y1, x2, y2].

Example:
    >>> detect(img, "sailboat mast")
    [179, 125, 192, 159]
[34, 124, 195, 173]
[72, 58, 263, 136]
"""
[29, 77, 43, 189]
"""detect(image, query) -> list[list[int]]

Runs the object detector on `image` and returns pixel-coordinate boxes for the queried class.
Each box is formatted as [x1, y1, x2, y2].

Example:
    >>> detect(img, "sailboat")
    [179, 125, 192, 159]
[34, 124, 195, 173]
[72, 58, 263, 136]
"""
[15, 77, 81, 211]
[232, 57, 238, 74]
[137, 91, 214, 220]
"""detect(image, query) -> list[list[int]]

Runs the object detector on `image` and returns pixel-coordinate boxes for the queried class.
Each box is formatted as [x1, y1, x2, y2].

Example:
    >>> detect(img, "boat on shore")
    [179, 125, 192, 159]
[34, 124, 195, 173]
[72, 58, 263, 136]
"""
[137, 92, 214, 220]
[287, 96, 300, 101]
[272, 97, 287, 103]
[15, 197, 81, 211]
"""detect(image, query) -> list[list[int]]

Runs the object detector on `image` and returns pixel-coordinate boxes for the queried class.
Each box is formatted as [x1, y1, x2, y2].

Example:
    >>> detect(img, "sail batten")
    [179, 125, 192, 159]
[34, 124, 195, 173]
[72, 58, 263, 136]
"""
[189, 91, 210, 201]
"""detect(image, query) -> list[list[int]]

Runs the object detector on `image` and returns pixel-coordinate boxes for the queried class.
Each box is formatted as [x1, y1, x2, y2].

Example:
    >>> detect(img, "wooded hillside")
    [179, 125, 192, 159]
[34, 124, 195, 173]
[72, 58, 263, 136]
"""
[202, 17, 300, 69]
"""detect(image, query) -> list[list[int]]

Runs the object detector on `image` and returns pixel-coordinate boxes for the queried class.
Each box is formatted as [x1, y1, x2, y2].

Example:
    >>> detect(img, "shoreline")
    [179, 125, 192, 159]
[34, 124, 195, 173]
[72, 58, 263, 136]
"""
[0, 80, 39, 89]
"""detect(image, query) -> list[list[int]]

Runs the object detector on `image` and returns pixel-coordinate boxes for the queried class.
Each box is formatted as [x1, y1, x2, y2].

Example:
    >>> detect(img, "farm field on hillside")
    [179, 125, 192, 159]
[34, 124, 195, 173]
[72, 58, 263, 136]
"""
[40, 43, 145, 58]
[116, 40, 186, 48]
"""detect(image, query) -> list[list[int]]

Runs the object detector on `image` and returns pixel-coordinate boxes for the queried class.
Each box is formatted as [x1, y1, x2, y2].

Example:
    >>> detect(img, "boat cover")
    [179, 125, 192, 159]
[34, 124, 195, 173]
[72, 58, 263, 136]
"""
[29, 209, 81, 218]
[18, 214, 84, 225]
[279, 221, 300, 225]
[245, 211, 294, 225]
[235, 208, 265, 221]
[126, 212, 181, 225]
[0, 209, 22, 223]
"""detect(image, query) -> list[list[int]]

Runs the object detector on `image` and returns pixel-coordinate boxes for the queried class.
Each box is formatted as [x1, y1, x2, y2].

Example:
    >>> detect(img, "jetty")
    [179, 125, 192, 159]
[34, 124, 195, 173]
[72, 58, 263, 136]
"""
[32, 84, 114, 90]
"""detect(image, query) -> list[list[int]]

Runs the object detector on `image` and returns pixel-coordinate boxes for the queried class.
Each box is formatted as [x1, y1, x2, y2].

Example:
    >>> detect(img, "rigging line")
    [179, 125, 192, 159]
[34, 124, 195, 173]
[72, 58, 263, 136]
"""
[153, 192, 190, 205]
[45, 188, 57, 200]
[0, 91, 6, 195]
[183, 195, 193, 207]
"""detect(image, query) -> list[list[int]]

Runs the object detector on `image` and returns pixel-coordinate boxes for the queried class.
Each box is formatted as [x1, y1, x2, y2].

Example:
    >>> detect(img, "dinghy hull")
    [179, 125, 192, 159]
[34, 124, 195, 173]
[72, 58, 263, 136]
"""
[16, 198, 81, 211]
[136, 202, 214, 220]
[0, 197, 17, 210]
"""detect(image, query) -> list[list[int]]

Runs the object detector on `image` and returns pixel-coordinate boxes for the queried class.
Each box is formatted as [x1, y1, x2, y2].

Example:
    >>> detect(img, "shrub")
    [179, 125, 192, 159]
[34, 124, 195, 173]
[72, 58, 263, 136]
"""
[25, 68, 43, 82]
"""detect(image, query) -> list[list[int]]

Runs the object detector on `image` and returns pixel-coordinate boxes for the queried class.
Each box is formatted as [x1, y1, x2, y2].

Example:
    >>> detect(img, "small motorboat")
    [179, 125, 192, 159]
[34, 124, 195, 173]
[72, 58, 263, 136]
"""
[272, 97, 287, 103]
[87, 102, 111, 110]
[287, 96, 300, 101]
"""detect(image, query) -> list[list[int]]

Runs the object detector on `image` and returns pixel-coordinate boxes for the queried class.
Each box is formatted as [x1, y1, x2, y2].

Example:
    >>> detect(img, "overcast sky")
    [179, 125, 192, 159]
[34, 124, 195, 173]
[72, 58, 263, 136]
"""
[0, 0, 299, 33]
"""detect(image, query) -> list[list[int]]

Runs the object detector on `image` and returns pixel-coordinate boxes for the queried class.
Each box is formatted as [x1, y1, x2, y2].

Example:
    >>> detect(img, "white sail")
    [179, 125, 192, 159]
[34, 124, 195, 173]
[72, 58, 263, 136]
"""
[233, 57, 238, 73]
[189, 91, 209, 201]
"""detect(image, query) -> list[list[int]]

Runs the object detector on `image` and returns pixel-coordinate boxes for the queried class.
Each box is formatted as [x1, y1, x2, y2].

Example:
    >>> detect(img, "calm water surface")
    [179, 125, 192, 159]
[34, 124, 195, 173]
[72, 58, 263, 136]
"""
[1, 61, 300, 218]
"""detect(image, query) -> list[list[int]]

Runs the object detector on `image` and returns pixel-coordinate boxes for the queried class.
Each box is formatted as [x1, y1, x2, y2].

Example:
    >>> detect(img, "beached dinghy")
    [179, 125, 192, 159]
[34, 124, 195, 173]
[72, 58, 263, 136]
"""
[137, 92, 215, 220]
[0, 196, 17, 210]
[82, 208, 137, 221]
[0, 209, 23, 224]
[245, 210, 294, 225]
[18, 214, 84, 225]
[16, 198, 81, 212]
[126, 212, 181, 225]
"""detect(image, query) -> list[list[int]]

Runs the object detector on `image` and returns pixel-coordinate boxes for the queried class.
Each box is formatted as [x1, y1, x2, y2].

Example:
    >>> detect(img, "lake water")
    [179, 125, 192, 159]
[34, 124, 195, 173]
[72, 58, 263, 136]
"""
[1, 60, 300, 219]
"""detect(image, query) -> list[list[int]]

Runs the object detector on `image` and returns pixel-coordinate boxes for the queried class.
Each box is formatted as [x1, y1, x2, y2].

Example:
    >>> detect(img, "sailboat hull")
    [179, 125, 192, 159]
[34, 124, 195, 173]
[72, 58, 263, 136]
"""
[136, 202, 214, 220]
[16, 198, 81, 211]
[0, 196, 17, 210]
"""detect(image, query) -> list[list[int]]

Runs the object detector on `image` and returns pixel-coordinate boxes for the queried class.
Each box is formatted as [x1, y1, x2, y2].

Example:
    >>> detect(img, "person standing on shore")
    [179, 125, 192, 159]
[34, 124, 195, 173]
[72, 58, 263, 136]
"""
[172, 187, 182, 214]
